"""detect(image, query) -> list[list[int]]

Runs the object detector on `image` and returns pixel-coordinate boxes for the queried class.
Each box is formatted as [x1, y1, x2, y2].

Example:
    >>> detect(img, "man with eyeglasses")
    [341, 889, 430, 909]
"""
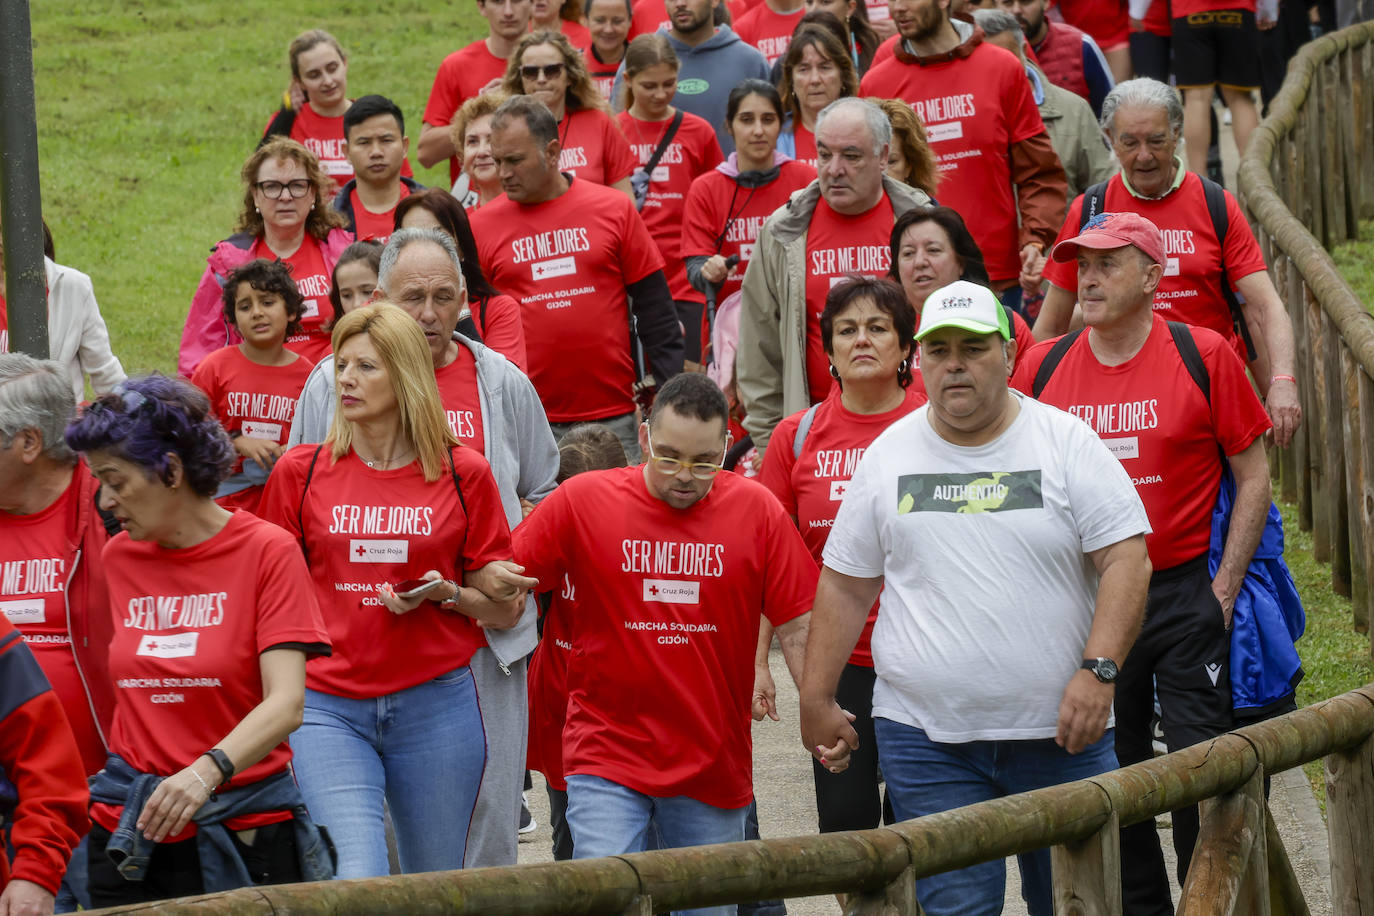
[512, 373, 814, 909]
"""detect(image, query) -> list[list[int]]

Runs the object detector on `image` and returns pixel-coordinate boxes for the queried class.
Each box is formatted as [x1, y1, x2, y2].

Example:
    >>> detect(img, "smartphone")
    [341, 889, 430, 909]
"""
[392, 578, 447, 599]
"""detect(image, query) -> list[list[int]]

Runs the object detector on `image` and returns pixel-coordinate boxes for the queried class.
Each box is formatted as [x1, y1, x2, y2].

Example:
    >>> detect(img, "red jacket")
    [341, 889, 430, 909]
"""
[0, 619, 89, 895]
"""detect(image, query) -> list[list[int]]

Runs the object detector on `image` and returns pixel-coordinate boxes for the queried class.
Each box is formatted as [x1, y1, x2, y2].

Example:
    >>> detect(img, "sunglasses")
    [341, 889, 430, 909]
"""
[521, 62, 566, 81]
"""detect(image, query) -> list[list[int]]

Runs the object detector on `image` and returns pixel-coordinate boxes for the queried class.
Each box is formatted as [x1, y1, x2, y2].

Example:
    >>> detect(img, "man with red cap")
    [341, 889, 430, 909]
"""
[1012, 211, 1273, 916]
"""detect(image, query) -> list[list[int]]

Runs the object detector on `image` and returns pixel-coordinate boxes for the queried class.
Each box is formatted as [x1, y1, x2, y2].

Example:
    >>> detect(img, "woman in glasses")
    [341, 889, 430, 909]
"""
[499, 31, 637, 196]
[179, 138, 354, 378]
[757, 276, 923, 846]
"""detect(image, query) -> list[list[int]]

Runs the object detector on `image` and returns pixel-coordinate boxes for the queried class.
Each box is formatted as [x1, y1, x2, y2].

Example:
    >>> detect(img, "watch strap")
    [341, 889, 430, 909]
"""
[204, 747, 235, 783]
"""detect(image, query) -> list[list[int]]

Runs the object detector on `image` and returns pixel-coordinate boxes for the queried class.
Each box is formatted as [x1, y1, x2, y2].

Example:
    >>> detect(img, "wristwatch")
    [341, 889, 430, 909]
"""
[439, 581, 463, 611]
[203, 747, 235, 783]
[1081, 657, 1119, 684]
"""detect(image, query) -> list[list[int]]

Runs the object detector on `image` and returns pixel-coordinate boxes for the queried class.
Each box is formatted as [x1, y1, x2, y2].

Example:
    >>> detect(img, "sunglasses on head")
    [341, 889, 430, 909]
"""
[521, 62, 565, 81]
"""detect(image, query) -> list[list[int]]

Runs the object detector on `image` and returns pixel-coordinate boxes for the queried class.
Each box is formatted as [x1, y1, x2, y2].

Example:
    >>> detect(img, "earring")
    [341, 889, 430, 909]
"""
[898, 358, 909, 375]
[829, 365, 840, 380]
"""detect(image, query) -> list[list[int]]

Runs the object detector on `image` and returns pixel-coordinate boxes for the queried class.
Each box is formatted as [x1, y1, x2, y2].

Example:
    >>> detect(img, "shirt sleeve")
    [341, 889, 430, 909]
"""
[476, 294, 529, 372]
[757, 411, 802, 516]
[256, 445, 312, 541]
[252, 525, 332, 655]
[1221, 193, 1268, 286]
[1201, 330, 1273, 456]
[423, 54, 462, 127]
[680, 175, 723, 260]
[760, 497, 819, 627]
[1041, 193, 1086, 291]
[619, 198, 668, 284]
[453, 449, 515, 571]
[1009, 337, 1054, 395]
[602, 114, 640, 185]
[511, 483, 573, 593]
[1012, 312, 1035, 375]
[820, 446, 887, 578]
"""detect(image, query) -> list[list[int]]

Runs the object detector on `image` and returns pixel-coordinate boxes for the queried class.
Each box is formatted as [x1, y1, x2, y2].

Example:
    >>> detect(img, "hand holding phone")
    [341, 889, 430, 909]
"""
[392, 578, 448, 599]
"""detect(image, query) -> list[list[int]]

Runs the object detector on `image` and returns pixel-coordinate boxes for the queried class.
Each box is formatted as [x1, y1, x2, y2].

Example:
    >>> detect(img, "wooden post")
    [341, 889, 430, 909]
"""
[1324, 316, 1352, 599]
[1360, 367, 1374, 654]
[1303, 73, 1325, 246]
[1320, 56, 1348, 245]
[1343, 348, 1370, 631]
[1265, 806, 1312, 916]
[842, 865, 922, 916]
[1051, 810, 1121, 916]
[1325, 728, 1374, 914]
[1339, 47, 1362, 239]
[1177, 770, 1268, 916]
[1306, 286, 1330, 562]
[1289, 270, 1313, 532]
[1362, 39, 1374, 219]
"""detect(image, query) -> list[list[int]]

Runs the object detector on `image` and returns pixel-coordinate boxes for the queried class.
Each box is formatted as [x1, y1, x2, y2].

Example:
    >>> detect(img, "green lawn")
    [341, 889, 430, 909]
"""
[29, 1, 486, 376]
[1330, 219, 1374, 312]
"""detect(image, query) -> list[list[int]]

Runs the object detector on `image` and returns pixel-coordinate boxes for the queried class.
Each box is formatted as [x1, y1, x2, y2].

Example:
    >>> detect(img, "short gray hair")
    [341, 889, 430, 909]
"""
[378, 228, 466, 295]
[0, 353, 77, 464]
[492, 95, 560, 148]
[972, 9, 1024, 57]
[1101, 77, 1184, 136]
[816, 97, 892, 158]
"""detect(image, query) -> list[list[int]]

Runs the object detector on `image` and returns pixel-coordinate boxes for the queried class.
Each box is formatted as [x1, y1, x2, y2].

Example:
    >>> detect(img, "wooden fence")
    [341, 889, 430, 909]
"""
[1236, 20, 1374, 648]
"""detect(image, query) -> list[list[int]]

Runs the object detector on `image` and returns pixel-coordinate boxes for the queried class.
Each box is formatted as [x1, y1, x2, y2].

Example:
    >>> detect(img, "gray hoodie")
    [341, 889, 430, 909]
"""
[613, 25, 769, 154]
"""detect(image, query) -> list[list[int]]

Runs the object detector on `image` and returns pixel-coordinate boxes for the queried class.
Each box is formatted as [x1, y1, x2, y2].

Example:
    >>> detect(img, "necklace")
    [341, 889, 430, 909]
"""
[355, 445, 416, 470]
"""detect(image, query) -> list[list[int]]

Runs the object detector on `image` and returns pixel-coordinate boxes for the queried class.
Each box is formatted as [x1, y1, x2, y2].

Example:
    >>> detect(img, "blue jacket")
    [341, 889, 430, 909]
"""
[1208, 464, 1305, 713]
[89, 755, 335, 892]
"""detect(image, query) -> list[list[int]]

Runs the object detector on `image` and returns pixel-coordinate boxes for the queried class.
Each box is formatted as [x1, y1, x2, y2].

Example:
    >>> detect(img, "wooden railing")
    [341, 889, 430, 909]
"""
[84, 686, 1374, 914]
[1236, 20, 1374, 646]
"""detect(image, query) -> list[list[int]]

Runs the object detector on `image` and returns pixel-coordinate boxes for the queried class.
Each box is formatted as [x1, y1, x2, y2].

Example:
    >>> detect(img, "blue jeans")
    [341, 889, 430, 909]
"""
[874, 718, 1118, 916]
[566, 774, 748, 916]
[289, 666, 486, 877]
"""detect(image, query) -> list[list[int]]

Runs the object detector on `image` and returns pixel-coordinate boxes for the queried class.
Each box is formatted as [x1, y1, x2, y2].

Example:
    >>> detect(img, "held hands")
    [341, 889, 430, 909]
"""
[1055, 669, 1114, 754]
[752, 663, 779, 722]
[1019, 244, 1047, 296]
[468, 560, 538, 602]
[234, 435, 285, 472]
[136, 756, 221, 843]
[799, 694, 859, 774]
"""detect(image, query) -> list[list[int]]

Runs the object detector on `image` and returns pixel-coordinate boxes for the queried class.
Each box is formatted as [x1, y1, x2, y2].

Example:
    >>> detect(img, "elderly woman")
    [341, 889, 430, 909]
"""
[450, 90, 510, 209]
[758, 276, 922, 842]
[500, 31, 637, 195]
[777, 24, 858, 168]
[259, 303, 529, 878]
[179, 137, 353, 377]
[887, 206, 1035, 394]
[63, 375, 333, 907]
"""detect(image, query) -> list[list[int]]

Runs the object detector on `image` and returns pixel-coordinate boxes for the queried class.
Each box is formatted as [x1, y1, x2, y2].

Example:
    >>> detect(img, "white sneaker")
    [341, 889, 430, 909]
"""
[518, 793, 537, 835]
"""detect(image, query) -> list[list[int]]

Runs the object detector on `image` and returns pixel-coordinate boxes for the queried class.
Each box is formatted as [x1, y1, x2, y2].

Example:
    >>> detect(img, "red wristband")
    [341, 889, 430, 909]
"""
[1271, 374, 1296, 385]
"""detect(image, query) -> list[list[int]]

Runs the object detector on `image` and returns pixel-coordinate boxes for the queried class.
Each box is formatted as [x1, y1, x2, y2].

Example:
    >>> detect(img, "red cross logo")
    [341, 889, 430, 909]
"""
[835, 484, 846, 497]
[355, 545, 367, 557]
[145, 639, 158, 650]
[649, 585, 660, 596]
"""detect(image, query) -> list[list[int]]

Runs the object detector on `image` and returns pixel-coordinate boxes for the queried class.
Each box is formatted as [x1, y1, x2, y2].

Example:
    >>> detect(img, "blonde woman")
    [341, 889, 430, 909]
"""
[259, 303, 528, 878]
[500, 30, 637, 194]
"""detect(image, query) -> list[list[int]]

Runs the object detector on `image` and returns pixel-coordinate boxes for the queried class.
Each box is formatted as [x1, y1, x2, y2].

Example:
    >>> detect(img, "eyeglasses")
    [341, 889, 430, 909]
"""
[520, 62, 566, 81]
[644, 431, 727, 480]
[254, 179, 313, 200]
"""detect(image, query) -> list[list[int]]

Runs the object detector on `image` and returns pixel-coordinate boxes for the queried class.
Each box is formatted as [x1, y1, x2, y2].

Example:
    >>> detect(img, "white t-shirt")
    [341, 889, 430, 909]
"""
[823, 392, 1151, 742]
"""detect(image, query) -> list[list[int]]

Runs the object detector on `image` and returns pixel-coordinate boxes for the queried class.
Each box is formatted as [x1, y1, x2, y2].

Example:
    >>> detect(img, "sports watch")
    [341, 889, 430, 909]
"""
[1081, 657, 1119, 684]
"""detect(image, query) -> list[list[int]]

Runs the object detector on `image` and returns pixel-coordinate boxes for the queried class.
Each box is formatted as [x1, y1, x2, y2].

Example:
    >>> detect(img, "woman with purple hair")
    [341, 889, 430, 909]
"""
[64, 375, 334, 907]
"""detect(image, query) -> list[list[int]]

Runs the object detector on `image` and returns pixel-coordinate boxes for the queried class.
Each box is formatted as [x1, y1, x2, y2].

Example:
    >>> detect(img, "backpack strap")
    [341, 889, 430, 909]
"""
[259, 107, 298, 148]
[1031, 329, 1084, 398]
[793, 403, 822, 459]
[1198, 176, 1257, 362]
[447, 448, 468, 517]
[296, 444, 325, 564]
[1079, 180, 1109, 229]
[1166, 320, 1211, 406]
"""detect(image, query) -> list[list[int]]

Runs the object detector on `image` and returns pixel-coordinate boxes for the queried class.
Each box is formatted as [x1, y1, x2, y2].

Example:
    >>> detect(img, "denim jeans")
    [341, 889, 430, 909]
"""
[289, 666, 486, 877]
[874, 718, 1118, 916]
[566, 774, 748, 916]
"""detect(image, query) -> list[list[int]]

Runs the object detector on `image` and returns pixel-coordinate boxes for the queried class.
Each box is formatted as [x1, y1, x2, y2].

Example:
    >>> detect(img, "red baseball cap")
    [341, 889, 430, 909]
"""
[1050, 211, 1166, 267]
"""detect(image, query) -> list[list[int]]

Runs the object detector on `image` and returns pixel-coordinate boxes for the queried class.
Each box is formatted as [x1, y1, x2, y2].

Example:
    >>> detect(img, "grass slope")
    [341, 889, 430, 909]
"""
[30, 1, 484, 375]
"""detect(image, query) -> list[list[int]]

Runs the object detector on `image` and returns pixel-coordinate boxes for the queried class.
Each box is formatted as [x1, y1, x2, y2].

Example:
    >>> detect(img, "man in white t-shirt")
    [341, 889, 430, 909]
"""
[799, 280, 1153, 916]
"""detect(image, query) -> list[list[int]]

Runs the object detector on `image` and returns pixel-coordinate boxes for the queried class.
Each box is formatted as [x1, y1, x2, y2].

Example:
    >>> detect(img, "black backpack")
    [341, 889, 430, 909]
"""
[1031, 320, 1210, 406]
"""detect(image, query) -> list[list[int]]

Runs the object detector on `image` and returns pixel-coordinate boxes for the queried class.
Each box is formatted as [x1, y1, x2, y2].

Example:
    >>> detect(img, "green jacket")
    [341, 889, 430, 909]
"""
[736, 175, 932, 452]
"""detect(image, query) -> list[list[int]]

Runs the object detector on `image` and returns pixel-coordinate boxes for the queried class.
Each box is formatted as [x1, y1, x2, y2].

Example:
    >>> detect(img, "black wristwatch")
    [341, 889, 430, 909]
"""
[1081, 657, 1119, 684]
[203, 747, 236, 783]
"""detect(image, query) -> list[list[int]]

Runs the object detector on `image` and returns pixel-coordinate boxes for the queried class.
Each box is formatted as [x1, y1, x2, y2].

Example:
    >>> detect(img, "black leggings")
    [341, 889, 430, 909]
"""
[811, 662, 895, 833]
[87, 819, 301, 908]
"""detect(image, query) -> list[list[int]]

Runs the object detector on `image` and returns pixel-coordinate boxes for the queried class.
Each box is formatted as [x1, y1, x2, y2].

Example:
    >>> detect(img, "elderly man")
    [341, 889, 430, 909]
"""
[1014, 212, 1273, 915]
[737, 97, 931, 452]
[1034, 78, 1302, 447]
[801, 280, 1152, 916]
[470, 96, 684, 461]
[288, 228, 559, 869]
[0, 353, 113, 912]
[974, 9, 1115, 200]
[859, 0, 1067, 316]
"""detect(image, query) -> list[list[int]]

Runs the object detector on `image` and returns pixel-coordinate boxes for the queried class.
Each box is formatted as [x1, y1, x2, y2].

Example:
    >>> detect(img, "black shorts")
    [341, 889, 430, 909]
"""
[1172, 9, 1262, 90]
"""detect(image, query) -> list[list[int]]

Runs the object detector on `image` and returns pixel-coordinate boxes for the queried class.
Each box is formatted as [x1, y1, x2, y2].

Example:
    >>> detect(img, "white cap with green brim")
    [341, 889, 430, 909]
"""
[915, 280, 1011, 341]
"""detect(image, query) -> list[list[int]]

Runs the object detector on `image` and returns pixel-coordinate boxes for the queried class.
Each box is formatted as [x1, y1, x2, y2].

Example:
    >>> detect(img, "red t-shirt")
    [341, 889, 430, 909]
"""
[1043, 172, 1269, 362]
[871, 33, 898, 67]
[803, 194, 896, 402]
[860, 42, 1047, 283]
[513, 466, 817, 807]
[1142, 0, 1172, 36]
[434, 345, 486, 454]
[908, 308, 1035, 399]
[350, 183, 411, 243]
[1, 470, 106, 775]
[617, 110, 724, 303]
[790, 123, 818, 170]
[735, 3, 807, 64]
[472, 293, 529, 371]
[588, 47, 625, 103]
[758, 387, 924, 666]
[1057, 0, 1130, 48]
[191, 345, 314, 510]
[526, 578, 576, 790]
[559, 107, 638, 186]
[1012, 317, 1271, 568]
[0, 292, 7, 354]
[629, 0, 671, 38]
[470, 177, 666, 421]
[680, 159, 817, 304]
[251, 235, 335, 357]
[290, 334, 334, 368]
[92, 512, 330, 832]
[545, 18, 593, 50]
[424, 40, 513, 184]
[258, 444, 511, 698]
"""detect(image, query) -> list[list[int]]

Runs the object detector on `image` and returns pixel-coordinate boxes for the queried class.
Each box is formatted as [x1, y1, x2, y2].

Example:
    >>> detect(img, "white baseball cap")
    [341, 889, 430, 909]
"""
[915, 280, 1011, 341]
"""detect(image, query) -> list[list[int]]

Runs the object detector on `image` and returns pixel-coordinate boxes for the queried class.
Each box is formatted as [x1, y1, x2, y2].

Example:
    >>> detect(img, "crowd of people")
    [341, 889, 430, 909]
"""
[0, 0, 1341, 911]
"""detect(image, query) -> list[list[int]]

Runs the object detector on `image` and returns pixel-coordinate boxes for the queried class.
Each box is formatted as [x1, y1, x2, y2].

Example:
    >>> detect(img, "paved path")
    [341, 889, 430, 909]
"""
[518, 646, 1332, 914]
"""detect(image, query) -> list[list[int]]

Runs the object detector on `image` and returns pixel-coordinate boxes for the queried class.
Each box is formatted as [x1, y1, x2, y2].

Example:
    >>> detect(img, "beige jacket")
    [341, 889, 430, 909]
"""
[736, 176, 932, 452]
[1036, 68, 1117, 200]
